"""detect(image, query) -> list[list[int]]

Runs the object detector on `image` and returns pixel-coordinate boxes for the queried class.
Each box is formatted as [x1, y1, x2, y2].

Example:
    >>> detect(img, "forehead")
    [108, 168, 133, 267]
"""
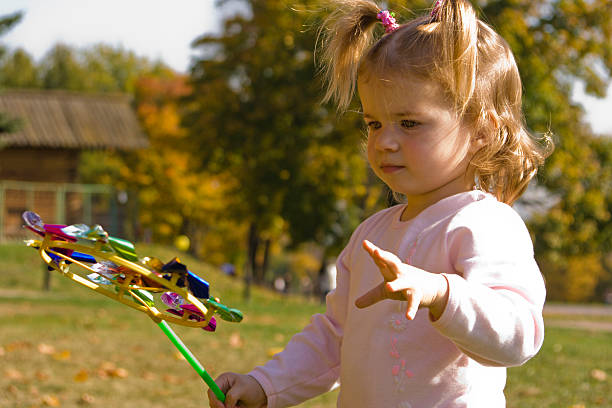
[357, 73, 452, 116]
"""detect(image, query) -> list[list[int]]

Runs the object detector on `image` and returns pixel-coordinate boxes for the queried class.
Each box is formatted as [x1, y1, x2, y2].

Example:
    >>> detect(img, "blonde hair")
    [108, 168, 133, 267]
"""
[318, 0, 553, 204]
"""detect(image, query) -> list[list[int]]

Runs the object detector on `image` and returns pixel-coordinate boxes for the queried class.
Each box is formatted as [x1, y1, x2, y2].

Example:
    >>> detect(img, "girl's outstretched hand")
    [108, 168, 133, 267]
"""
[208, 372, 267, 408]
[356, 240, 449, 320]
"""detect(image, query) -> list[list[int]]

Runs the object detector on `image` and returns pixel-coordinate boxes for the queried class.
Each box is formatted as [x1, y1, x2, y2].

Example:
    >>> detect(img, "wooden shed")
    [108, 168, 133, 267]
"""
[0, 90, 148, 241]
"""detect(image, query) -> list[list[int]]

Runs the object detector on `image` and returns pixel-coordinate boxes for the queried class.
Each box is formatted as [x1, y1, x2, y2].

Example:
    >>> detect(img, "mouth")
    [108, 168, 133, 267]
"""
[380, 164, 405, 174]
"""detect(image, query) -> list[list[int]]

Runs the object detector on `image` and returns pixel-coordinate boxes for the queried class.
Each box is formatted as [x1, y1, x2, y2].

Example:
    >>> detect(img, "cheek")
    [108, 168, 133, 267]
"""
[366, 136, 376, 161]
[398, 138, 427, 158]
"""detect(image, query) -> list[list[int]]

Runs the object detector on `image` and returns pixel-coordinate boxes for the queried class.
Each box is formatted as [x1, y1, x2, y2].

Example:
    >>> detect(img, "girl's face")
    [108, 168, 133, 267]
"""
[358, 73, 481, 218]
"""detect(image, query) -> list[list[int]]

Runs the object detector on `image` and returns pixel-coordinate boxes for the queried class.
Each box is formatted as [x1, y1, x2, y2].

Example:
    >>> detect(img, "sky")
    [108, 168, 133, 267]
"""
[1, 0, 611, 135]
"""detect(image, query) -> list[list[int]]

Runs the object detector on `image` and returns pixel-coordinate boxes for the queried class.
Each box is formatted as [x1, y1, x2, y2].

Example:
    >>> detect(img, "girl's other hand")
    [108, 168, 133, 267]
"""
[356, 240, 449, 320]
[208, 372, 267, 408]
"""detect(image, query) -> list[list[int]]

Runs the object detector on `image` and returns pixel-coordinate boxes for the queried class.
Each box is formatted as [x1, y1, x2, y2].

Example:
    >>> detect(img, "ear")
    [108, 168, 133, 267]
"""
[470, 110, 498, 153]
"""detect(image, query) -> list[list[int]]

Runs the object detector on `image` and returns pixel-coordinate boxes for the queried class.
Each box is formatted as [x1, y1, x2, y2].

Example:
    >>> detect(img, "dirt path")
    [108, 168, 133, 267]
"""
[544, 303, 612, 332]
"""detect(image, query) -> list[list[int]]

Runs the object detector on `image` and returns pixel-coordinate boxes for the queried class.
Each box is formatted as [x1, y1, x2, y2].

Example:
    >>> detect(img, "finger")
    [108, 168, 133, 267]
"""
[362, 241, 388, 270]
[355, 282, 388, 308]
[362, 239, 377, 254]
[210, 374, 235, 408]
[364, 241, 403, 271]
[207, 388, 225, 408]
[207, 388, 222, 408]
[363, 241, 399, 281]
[405, 290, 421, 320]
[224, 388, 239, 408]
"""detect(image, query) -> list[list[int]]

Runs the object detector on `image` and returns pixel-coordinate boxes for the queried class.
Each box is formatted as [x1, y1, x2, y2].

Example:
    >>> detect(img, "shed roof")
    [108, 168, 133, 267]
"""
[0, 90, 148, 149]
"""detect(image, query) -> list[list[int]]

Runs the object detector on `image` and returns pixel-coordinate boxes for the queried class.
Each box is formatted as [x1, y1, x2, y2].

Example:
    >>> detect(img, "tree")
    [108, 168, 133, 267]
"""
[480, 0, 612, 301]
[39, 43, 89, 91]
[0, 11, 24, 134]
[185, 0, 375, 296]
[0, 48, 39, 88]
[112, 73, 245, 263]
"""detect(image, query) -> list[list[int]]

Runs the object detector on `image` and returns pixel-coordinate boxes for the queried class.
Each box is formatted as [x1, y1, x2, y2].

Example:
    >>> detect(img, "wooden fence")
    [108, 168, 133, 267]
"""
[0, 180, 118, 242]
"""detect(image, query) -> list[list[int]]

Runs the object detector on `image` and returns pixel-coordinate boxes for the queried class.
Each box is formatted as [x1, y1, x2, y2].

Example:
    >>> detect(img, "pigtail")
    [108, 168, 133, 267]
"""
[466, 18, 554, 205]
[430, 0, 479, 115]
[472, 112, 554, 205]
[430, 0, 553, 204]
[318, 0, 382, 110]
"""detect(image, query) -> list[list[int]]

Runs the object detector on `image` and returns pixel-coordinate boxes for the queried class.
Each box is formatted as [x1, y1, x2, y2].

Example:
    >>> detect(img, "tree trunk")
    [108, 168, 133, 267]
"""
[243, 221, 258, 300]
[42, 264, 51, 291]
[259, 238, 271, 284]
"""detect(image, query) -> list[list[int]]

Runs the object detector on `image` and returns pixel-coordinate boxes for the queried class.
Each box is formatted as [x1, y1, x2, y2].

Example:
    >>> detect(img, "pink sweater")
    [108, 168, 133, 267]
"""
[250, 191, 545, 407]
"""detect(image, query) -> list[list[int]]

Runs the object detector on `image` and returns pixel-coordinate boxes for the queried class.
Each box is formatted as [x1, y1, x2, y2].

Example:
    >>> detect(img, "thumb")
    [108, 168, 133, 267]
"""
[355, 282, 388, 308]
[405, 290, 422, 320]
[208, 374, 233, 407]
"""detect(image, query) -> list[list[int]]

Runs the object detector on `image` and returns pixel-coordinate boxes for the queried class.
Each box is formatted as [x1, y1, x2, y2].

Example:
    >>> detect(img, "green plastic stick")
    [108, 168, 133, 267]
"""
[157, 320, 225, 402]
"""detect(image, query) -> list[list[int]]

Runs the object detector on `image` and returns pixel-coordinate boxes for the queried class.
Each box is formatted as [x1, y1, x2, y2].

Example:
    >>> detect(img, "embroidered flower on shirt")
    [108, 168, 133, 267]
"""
[392, 356, 415, 392]
[390, 337, 415, 392]
[388, 240, 418, 394]
[389, 313, 409, 331]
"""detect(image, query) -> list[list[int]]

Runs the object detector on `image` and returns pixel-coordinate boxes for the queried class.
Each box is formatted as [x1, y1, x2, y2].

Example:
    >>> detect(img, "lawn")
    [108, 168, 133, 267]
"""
[1, 243, 610, 407]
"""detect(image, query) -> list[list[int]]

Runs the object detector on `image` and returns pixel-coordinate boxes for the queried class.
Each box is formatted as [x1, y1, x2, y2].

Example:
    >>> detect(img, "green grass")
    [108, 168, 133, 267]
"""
[506, 328, 611, 407]
[1, 242, 610, 407]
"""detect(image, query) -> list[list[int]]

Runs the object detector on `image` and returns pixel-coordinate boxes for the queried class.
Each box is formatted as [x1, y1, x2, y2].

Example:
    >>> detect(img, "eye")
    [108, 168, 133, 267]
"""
[366, 121, 382, 130]
[401, 120, 418, 129]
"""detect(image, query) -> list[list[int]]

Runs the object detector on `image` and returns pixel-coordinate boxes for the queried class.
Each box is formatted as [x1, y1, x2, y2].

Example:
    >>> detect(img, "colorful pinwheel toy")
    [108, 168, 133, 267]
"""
[22, 211, 242, 403]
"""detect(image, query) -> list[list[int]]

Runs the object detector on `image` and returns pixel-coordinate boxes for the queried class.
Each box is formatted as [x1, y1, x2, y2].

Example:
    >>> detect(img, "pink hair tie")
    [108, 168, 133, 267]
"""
[431, 0, 444, 19]
[377, 10, 400, 34]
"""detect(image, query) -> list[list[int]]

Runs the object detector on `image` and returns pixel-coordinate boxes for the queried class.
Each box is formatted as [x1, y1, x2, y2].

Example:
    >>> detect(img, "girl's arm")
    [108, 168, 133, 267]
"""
[432, 204, 545, 367]
[356, 203, 545, 368]
[246, 246, 353, 408]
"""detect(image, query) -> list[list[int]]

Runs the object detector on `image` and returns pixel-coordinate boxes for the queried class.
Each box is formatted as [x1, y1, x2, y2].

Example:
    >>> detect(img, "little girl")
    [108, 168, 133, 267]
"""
[209, 0, 553, 406]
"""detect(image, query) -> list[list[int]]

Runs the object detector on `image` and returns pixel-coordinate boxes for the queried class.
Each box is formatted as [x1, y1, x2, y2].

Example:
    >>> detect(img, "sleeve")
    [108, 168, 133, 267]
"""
[430, 203, 545, 367]
[248, 242, 353, 408]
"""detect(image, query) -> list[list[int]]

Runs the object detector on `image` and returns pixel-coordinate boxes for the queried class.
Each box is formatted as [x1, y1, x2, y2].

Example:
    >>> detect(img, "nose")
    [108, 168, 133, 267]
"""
[375, 126, 400, 152]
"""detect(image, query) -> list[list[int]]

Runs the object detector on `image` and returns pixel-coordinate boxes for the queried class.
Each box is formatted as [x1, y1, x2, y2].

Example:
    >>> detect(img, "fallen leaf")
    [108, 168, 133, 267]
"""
[520, 386, 540, 396]
[79, 393, 95, 405]
[162, 374, 180, 384]
[5, 341, 32, 352]
[29, 385, 39, 396]
[570, 404, 586, 408]
[267, 347, 284, 357]
[4, 368, 24, 381]
[73, 369, 89, 382]
[591, 369, 607, 382]
[173, 351, 186, 361]
[35, 371, 50, 382]
[109, 367, 128, 378]
[6, 384, 18, 395]
[131, 345, 144, 353]
[37, 343, 56, 355]
[141, 371, 156, 381]
[229, 333, 243, 349]
[52, 350, 71, 361]
[42, 394, 61, 407]
[98, 361, 116, 371]
[0, 346, 5, 356]
[96, 361, 115, 378]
